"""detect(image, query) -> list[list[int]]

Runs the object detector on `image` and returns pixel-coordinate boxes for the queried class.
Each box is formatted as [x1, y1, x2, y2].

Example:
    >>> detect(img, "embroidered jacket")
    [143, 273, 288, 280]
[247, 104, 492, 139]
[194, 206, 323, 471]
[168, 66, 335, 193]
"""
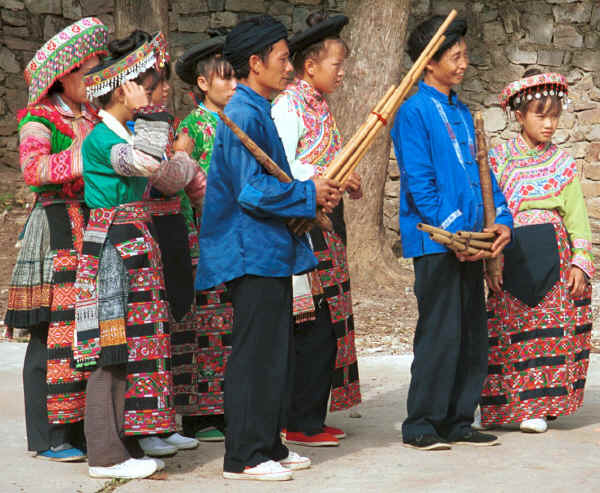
[194, 83, 318, 290]
[18, 95, 100, 198]
[271, 78, 343, 180]
[391, 81, 513, 258]
[490, 135, 594, 277]
[177, 103, 219, 174]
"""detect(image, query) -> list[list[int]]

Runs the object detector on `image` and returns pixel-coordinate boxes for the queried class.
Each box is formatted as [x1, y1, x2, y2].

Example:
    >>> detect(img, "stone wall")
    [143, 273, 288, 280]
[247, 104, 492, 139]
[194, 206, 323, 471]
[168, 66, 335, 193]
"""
[1, 0, 599, 256]
[383, 0, 600, 259]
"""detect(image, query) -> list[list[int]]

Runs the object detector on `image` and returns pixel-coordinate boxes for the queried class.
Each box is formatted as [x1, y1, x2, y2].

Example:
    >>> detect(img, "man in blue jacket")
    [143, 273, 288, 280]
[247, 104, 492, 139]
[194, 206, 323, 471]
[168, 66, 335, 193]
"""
[195, 15, 341, 481]
[391, 16, 512, 451]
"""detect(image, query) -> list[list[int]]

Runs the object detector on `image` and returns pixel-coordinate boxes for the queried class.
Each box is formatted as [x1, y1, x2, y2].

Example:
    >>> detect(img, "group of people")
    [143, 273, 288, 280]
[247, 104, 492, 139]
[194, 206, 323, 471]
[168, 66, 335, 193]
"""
[4, 8, 593, 484]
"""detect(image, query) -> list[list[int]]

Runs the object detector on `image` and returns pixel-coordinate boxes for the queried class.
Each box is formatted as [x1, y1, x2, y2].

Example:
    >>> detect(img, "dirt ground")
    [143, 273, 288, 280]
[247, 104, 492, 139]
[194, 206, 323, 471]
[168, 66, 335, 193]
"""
[0, 165, 599, 352]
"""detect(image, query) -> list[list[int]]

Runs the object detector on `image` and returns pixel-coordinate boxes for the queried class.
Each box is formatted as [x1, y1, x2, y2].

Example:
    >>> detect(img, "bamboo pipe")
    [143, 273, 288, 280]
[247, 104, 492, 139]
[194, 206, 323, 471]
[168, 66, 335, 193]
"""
[335, 16, 453, 184]
[456, 230, 496, 240]
[474, 111, 501, 276]
[429, 233, 489, 257]
[417, 223, 493, 251]
[324, 84, 397, 180]
[217, 110, 333, 234]
[294, 10, 458, 231]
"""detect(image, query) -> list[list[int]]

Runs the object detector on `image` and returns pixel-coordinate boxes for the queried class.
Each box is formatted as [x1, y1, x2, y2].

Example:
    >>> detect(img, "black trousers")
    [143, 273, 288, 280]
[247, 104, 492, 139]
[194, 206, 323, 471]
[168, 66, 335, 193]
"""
[288, 298, 337, 435]
[223, 275, 293, 473]
[402, 253, 488, 442]
[23, 325, 84, 452]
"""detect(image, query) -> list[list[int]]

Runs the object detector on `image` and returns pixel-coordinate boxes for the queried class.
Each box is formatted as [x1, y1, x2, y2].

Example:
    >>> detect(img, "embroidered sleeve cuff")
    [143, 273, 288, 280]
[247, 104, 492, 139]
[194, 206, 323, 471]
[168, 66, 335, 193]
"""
[572, 244, 594, 278]
[133, 119, 170, 159]
[150, 151, 199, 196]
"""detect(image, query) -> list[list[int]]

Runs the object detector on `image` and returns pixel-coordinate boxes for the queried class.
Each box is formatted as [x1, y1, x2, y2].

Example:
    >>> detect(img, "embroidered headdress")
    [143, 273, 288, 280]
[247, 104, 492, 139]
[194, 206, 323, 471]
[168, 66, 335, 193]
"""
[24, 17, 108, 106]
[499, 72, 569, 112]
[84, 31, 170, 99]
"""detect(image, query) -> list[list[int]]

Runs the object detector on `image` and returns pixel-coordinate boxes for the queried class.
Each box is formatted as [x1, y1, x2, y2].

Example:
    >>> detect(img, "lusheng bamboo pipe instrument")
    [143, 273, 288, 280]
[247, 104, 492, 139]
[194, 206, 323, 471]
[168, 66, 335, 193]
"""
[217, 110, 333, 235]
[474, 111, 502, 276]
[290, 9, 458, 235]
[417, 223, 494, 254]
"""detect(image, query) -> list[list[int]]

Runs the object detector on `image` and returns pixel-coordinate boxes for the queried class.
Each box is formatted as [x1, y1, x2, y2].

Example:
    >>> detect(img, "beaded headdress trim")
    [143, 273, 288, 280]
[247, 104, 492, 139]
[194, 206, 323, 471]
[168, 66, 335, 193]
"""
[499, 72, 569, 111]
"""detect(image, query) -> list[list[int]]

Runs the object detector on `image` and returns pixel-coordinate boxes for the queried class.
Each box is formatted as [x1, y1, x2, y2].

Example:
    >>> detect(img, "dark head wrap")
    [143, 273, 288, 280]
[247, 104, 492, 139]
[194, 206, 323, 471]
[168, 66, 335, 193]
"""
[289, 15, 348, 55]
[175, 37, 225, 85]
[224, 15, 288, 73]
[407, 16, 467, 63]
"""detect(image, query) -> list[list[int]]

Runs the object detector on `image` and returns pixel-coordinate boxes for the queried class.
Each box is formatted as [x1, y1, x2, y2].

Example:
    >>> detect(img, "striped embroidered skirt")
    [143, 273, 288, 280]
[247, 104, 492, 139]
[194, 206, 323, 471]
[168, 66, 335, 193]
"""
[311, 228, 361, 412]
[6, 196, 90, 424]
[481, 211, 591, 426]
[75, 202, 176, 435]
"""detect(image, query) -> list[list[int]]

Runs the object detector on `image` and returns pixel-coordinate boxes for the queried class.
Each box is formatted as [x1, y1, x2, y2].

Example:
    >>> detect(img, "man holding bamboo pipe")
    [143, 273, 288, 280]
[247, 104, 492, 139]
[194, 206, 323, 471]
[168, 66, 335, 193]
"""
[391, 15, 512, 451]
[194, 15, 342, 481]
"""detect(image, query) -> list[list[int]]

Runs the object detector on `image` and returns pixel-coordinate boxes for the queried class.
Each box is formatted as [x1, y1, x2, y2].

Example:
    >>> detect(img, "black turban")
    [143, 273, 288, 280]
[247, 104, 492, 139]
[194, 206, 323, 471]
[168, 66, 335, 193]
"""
[224, 15, 288, 73]
[407, 16, 467, 63]
[289, 15, 348, 55]
[175, 37, 225, 85]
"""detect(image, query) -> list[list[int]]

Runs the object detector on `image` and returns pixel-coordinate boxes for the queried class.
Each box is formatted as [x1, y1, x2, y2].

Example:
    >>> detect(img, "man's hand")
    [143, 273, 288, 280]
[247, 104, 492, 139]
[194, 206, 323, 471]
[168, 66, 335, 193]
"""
[486, 224, 511, 257]
[343, 172, 363, 200]
[568, 266, 587, 298]
[312, 177, 342, 214]
[173, 132, 194, 155]
[455, 249, 487, 262]
[122, 81, 149, 112]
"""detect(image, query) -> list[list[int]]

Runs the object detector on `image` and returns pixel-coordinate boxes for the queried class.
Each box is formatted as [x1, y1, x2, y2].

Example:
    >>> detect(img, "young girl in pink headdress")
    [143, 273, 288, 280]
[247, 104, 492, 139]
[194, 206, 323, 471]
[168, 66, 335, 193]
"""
[478, 69, 593, 434]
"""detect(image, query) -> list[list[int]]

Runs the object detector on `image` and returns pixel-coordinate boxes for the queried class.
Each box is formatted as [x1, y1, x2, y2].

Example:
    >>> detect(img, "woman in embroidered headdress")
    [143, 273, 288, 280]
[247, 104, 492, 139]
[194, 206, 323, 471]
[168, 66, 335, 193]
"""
[174, 36, 236, 443]
[5, 17, 108, 462]
[122, 30, 204, 458]
[74, 30, 199, 479]
[272, 13, 362, 448]
[477, 69, 593, 434]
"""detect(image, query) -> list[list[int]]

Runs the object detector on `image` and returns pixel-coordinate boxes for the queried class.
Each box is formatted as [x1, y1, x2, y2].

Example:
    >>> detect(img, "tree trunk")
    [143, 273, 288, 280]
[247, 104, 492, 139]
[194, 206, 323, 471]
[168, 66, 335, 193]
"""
[114, 0, 169, 39]
[330, 0, 411, 289]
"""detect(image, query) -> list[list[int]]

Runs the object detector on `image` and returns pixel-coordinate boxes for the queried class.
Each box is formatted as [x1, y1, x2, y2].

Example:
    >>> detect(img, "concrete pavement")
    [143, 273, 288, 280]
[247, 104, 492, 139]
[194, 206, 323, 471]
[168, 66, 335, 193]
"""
[1, 342, 600, 493]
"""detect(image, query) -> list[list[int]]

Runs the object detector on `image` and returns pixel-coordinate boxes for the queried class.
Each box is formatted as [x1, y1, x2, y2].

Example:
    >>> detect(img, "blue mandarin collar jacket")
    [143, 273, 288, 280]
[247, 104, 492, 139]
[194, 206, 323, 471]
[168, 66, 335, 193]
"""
[391, 81, 513, 258]
[195, 84, 318, 290]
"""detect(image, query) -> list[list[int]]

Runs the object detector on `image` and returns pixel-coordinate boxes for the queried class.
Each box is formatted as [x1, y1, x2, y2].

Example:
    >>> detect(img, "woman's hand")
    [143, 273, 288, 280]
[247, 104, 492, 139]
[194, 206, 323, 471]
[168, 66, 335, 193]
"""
[122, 81, 149, 112]
[173, 132, 194, 155]
[568, 266, 587, 298]
[485, 271, 503, 293]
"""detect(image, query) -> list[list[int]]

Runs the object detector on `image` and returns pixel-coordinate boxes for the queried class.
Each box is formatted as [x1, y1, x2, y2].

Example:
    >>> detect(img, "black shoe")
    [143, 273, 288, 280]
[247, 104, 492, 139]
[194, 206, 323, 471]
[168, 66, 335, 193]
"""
[451, 430, 499, 447]
[403, 434, 451, 451]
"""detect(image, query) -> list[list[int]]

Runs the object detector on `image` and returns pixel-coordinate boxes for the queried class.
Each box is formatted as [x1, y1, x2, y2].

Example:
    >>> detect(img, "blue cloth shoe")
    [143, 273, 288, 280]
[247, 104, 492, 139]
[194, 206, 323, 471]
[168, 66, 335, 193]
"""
[37, 444, 86, 462]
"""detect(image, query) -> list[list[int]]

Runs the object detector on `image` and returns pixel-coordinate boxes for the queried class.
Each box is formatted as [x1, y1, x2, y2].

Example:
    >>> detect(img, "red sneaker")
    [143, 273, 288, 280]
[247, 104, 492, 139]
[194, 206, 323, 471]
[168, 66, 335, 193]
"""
[284, 431, 339, 447]
[323, 425, 346, 439]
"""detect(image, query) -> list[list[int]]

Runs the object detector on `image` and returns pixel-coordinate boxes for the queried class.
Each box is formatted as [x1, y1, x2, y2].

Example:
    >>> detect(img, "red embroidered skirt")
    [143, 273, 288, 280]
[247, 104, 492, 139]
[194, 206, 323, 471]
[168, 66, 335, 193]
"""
[481, 217, 591, 426]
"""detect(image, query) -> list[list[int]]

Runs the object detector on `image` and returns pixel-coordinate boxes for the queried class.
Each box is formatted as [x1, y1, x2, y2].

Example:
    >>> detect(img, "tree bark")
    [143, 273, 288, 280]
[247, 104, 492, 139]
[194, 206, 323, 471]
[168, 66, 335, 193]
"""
[330, 0, 411, 289]
[114, 0, 169, 39]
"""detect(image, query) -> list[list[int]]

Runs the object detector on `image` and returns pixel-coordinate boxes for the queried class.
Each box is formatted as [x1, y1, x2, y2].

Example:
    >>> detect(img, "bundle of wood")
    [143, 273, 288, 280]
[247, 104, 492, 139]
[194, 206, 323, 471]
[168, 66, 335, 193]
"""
[417, 223, 495, 257]
[288, 9, 458, 235]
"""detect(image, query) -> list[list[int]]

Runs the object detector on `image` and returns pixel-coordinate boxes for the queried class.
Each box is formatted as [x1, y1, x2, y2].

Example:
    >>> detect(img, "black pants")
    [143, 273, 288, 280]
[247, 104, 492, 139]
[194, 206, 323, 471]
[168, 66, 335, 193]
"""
[288, 299, 337, 435]
[23, 325, 84, 452]
[402, 253, 488, 442]
[223, 275, 293, 473]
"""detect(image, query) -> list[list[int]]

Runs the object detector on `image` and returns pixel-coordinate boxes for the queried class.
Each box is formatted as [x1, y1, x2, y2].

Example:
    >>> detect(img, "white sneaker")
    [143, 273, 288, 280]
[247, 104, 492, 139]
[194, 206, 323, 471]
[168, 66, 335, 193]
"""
[89, 457, 157, 479]
[139, 436, 178, 457]
[520, 418, 548, 433]
[472, 406, 490, 431]
[142, 456, 165, 471]
[223, 460, 293, 481]
[163, 432, 199, 450]
[279, 451, 311, 471]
